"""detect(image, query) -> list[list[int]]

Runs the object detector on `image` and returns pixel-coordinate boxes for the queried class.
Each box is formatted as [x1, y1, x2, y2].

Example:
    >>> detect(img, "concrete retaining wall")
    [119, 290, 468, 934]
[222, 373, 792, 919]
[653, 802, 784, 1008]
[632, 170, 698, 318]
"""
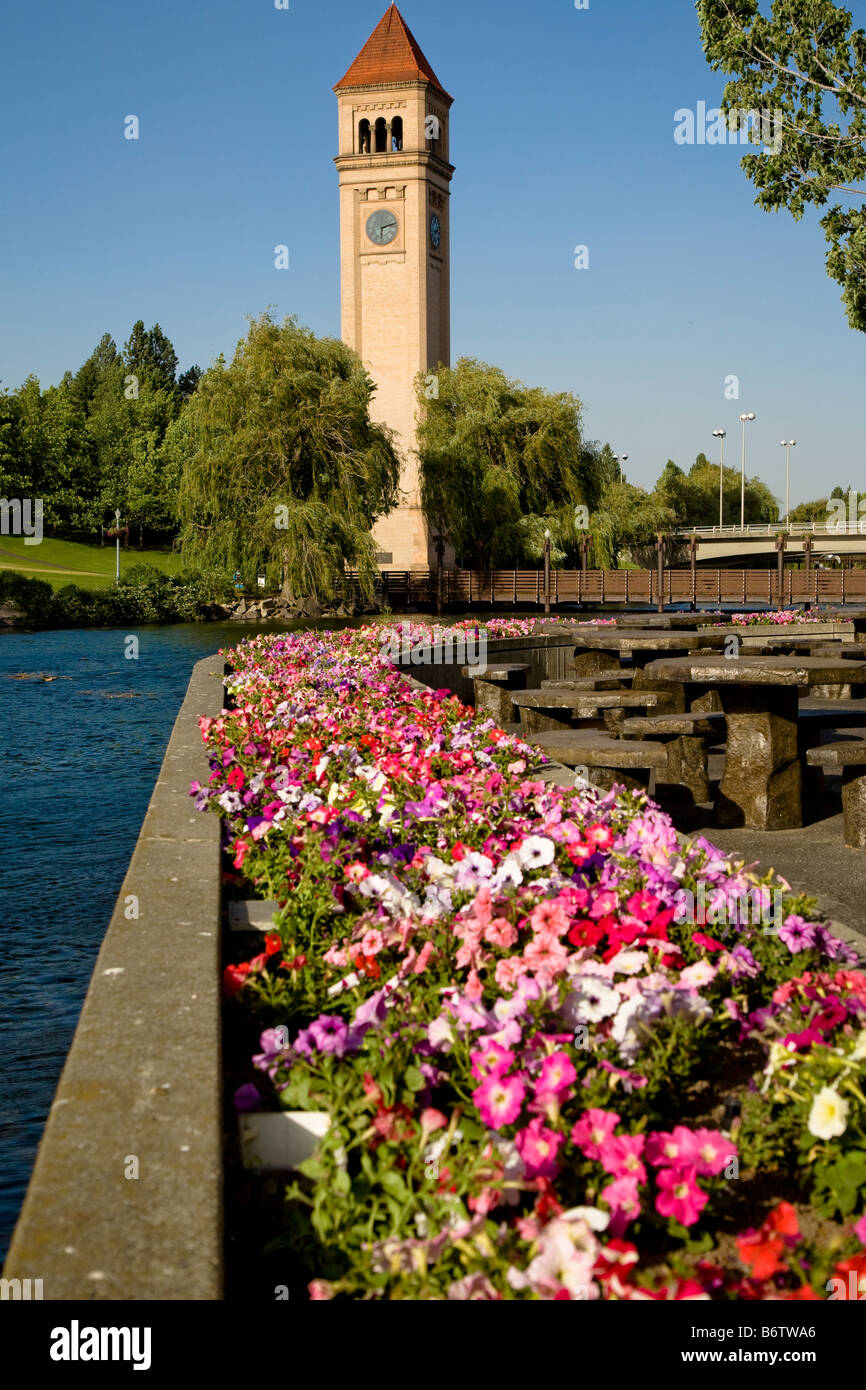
[2, 655, 227, 1300]
[397, 632, 583, 704]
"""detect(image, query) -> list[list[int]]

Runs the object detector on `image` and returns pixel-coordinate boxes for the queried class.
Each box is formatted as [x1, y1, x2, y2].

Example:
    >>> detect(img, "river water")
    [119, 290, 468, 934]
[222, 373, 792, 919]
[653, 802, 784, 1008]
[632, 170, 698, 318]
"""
[0, 620, 351, 1262]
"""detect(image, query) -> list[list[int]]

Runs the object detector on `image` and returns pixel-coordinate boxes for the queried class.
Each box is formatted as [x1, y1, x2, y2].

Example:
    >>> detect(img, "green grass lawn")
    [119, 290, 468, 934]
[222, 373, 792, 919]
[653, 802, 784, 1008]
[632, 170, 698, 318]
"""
[0, 536, 186, 590]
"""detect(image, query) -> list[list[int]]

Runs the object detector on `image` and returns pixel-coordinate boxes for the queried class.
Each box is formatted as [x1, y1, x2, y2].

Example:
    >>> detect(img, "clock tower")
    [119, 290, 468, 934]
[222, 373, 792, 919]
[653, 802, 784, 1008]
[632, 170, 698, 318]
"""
[335, 4, 453, 570]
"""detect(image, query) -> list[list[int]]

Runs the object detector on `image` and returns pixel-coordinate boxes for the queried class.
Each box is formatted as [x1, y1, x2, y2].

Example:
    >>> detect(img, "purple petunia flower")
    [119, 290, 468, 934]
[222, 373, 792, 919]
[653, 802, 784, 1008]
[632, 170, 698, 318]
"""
[729, 944, 761, 978]
[308, 1015, 350, 1054]
[779, 915, 817, 953]
[233, 1083, 261, 1113]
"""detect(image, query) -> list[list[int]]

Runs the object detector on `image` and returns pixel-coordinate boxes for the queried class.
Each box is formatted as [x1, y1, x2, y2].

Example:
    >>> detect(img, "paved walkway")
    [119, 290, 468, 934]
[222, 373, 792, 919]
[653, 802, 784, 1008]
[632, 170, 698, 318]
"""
[672, 756, 866, 956]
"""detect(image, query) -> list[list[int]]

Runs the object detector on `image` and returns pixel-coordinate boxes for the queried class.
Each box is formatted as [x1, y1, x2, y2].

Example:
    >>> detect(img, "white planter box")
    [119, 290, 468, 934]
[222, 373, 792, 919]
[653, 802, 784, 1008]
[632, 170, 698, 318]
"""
[228, 900, 281, 933]
[240, 1111, 330, 1171]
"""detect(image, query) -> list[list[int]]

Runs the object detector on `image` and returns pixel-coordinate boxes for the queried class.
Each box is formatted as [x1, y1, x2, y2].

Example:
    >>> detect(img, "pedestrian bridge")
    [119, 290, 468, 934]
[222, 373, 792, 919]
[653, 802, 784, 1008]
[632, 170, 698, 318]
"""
[675, 524, 866, 565]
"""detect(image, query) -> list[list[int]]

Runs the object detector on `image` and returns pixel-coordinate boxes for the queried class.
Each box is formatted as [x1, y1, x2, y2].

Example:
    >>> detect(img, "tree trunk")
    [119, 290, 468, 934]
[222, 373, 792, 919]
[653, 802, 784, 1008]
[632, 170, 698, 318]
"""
[280, 547, 294, 603]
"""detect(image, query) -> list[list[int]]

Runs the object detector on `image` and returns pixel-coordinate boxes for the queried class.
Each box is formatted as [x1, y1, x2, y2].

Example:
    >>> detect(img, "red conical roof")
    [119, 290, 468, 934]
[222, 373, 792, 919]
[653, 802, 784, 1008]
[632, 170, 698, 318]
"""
[335, 4, 450, 98]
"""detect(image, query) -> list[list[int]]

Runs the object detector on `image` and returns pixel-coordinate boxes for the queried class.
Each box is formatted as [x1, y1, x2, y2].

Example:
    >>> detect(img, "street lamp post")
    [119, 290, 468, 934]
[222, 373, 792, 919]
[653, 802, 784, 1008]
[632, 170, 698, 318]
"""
[614, 453, 629, 483]
[544, 525, 553, 614]
[779, 441, 797, 525]
[712, 430, 726, 528]
[739, 414, 756, 529]
[114, 509, 121, 585]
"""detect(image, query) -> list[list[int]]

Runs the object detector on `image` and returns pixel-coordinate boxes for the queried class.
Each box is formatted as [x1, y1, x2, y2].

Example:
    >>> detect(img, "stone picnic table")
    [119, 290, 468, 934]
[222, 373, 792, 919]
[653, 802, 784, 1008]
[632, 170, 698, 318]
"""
[644, 653, 866, 830]
[568, 628, 734, 671]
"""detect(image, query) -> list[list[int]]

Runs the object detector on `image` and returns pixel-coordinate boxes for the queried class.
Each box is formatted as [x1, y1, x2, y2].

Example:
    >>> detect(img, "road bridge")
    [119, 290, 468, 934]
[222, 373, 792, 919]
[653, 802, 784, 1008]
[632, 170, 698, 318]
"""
[675, 524, 866, 566]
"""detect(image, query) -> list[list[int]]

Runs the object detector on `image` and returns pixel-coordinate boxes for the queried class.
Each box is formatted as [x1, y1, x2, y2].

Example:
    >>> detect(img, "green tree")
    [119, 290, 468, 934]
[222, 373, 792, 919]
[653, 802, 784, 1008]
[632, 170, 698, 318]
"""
[789, 494, 829, 521]
[178, 365, 203, 398]
[591, 482, 679, 567]
[177, 313, 401, 600]
[10, 376, 92, 531]
[417, 358, 605, 568]
[655, 455, 780, 526]
[123, 321, 179, 394]
[697, 0, 866, 330]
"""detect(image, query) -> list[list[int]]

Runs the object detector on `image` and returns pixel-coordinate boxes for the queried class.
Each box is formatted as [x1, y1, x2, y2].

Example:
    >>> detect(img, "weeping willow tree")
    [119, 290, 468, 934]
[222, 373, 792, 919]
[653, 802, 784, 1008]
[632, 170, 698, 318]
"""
[177, 314, 401, 600]
[416, 359, 606, 569]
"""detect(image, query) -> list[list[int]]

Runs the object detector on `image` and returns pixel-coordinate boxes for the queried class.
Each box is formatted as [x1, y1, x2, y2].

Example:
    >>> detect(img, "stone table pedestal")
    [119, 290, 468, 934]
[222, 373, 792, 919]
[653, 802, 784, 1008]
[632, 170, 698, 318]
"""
[714, 685, 801, 829]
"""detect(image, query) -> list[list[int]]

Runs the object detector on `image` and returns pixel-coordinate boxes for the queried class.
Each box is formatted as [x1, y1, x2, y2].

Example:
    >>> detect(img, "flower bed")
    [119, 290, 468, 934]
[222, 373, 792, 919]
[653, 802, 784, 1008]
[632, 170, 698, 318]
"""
[727, 610, 842, 627]
[194, 625, 866, 1301]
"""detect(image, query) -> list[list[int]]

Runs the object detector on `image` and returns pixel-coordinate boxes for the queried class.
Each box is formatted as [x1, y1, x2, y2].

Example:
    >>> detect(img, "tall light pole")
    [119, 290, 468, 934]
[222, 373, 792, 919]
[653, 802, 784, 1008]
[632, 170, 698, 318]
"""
[543, 528, 551, 615]
[712, 429, 726, 528]
[614, 453, 629, 483]
[739, 414, 756, 529]
[114, 508, 121, 585]
[779, 440, 796, 525]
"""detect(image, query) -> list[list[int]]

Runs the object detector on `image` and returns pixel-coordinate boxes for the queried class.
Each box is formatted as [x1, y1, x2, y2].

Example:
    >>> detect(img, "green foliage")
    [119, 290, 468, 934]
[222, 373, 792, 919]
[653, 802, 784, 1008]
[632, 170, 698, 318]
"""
[697, 0, 866, 330]
[1, 323, 194, 543]
[0, 570, 53, 612]
[789, 495, 829, 522]
[176, 313, 401, 602]
[810, 1148, 866, 1220]
[655, 455, 779, 527]
[2, 564, 215, 629]
[589, 481, 679, 567]
[417, 358, 605, 568]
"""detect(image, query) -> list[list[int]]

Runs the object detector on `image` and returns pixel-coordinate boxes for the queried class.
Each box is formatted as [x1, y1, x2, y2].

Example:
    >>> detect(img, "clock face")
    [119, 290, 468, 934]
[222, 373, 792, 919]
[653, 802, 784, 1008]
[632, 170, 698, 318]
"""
[366, 209, 399, 246]
[430, 214, 442, 250]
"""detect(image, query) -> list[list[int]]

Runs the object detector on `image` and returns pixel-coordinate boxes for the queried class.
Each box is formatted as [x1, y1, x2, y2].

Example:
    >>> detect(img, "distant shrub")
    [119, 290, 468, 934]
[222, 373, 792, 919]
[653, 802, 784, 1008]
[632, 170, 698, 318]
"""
[3, 566, 218, 629]
[0, 572, 53, 612]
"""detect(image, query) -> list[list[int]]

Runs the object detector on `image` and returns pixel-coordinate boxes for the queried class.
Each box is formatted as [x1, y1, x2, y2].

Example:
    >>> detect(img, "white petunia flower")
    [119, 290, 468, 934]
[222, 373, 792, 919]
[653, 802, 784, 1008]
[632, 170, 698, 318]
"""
[516, 836, 556, 870]
[808, 1086, 849, 1141]
[492, 853, 524, 890]
[607, 950, 649, 976]
[562, 977, 620, 1025]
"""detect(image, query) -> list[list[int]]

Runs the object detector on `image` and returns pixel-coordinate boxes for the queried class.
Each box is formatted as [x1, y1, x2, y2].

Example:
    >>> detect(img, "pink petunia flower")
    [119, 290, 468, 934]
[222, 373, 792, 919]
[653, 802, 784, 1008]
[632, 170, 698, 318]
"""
[626, 891, 660, 921]
[484, 916, 519, 949]
[688, 1129, 737, 1177]
[537, 1052, 577, 1097]
[473, 1072, 526, 1130]
[646, 1126, 701, 1168]
[470, 1040, 516, 1080]
[359, 928, 384, 957]
[515, 1117, 564, 1179]
[655, 1166, 709, 1227]
[598, 1133, 647, 1183]
[529, 900, 570, 935]
[600, 1174, 642, 1236]
[571, 1108, 620, 1160]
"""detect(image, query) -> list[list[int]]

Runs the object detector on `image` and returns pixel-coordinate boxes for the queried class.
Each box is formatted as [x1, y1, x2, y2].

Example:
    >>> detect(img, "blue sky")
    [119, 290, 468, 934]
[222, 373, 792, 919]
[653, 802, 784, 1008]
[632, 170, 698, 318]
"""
[1, 0, 863, 507]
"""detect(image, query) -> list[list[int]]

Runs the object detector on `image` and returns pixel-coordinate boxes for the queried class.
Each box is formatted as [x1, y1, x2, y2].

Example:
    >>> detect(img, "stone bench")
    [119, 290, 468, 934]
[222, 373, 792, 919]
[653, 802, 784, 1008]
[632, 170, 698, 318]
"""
[528, 729, 668, 793]
[512, 687, 674, 736]
[541, 672, 637, 691]
[615, 711, 726, 805]
[807, 742, 866, 848]
[572, 649, 624, 676]
[462, 663, 530, 723]
[797, 699, 866, 801]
